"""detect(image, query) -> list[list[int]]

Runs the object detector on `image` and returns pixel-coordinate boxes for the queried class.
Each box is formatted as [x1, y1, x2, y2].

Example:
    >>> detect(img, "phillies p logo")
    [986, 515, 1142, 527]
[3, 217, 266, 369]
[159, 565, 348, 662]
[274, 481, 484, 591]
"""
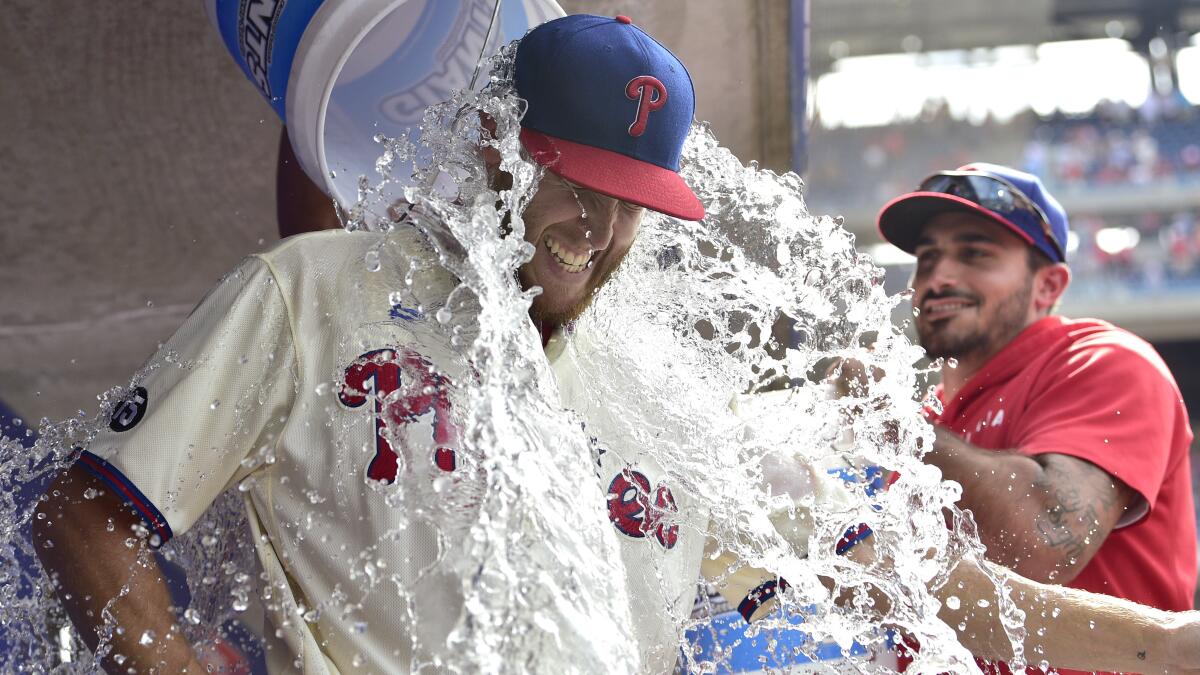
[625, 75, 668, 137]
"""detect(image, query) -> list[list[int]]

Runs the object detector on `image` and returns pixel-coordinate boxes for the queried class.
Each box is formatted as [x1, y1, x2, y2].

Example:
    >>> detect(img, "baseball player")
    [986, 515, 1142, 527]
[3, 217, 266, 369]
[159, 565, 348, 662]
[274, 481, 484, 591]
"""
[31, 14, 1200, 675]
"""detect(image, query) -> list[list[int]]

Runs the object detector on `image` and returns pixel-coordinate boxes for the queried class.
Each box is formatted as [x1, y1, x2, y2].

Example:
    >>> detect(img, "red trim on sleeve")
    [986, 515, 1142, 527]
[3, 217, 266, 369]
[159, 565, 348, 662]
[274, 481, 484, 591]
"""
[76, 451, 173, 547]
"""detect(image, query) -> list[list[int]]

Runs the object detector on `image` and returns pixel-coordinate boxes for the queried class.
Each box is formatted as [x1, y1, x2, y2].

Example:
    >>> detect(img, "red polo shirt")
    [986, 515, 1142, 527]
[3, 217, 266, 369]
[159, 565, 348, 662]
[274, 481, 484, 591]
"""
[935, 316, 1196, 675]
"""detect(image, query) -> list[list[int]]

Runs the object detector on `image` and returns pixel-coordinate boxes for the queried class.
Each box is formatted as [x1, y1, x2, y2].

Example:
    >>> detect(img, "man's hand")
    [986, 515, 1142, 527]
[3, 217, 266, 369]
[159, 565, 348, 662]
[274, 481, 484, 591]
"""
[926, 425, 1137, 583]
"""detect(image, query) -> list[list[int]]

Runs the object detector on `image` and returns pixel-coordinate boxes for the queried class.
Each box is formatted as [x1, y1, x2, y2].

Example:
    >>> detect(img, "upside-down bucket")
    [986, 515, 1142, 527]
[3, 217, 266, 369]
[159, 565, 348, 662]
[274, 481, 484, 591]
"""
[204, 0, 564, 213]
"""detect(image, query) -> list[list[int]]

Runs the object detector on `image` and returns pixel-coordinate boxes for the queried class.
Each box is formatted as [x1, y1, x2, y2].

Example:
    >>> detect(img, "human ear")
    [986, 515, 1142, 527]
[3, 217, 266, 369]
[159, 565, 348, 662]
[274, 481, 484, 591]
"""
[1033, 263, 1071, 314]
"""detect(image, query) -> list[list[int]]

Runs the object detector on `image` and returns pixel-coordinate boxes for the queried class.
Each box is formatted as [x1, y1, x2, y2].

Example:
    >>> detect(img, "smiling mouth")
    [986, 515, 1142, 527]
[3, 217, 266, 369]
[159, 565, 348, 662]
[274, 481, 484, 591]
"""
[544, 235, 595, 274]
[922, 301, 976, 320]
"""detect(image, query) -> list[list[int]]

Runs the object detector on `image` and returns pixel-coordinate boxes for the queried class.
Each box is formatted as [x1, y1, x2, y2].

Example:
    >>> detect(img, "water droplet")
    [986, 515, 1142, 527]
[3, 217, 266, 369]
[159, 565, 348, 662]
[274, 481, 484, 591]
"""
[138, 630, 156, 646]
[352, 654, 366, 667]
[184, 608, 201, 625]
[775, 242, 791, 266]
[82, 488, 98, 500]
[944, 595, 960, 610]
[976, 598, 990, 608]
[365, 250, 382, 272]
[946, 358, 959, 369]
[435, 307, 453, 324]
[210, 399, 220, 410]
[389, 291, 404, 305]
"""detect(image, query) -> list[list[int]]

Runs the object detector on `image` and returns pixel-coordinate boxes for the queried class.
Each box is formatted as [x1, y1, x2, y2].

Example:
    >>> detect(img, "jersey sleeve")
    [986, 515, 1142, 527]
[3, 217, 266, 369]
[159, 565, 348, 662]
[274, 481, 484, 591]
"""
[1013, 336, 1181, 526]
[77, 256, 297, 546]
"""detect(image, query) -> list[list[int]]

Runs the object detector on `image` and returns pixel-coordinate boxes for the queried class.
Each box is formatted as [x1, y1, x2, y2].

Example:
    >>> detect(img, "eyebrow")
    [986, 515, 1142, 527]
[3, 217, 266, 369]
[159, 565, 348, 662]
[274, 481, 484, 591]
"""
[914, 230, 999, 249]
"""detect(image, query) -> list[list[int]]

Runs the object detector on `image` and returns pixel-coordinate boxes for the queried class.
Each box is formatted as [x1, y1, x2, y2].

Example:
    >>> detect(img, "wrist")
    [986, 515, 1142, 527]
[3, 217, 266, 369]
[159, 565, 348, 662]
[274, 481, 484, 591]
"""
[1157, 610, 1199, 673]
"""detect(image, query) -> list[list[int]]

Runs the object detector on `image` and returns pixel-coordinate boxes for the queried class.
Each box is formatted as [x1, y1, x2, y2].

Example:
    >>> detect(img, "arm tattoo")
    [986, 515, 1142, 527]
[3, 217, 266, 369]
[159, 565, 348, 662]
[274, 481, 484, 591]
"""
[1031, 456, 1127, 566]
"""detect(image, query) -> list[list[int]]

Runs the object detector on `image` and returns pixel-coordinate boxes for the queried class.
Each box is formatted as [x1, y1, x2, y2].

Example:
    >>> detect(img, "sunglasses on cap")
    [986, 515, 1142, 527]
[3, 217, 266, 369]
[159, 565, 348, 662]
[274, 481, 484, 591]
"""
[918, 171, 1065, 263]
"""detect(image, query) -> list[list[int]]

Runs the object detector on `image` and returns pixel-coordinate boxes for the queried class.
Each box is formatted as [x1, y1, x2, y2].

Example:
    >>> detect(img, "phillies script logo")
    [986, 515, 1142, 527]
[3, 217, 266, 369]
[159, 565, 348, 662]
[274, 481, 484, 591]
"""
[338, 349, 456, 484]
[625, 75, 668, 137]
[607, 469, 679, 549]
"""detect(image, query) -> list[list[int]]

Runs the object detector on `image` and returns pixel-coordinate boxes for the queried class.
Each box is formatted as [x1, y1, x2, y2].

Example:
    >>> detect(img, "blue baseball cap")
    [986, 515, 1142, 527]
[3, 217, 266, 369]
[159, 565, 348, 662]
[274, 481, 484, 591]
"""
[877, 162, 1070, 264]
[514, 14, 705, 221]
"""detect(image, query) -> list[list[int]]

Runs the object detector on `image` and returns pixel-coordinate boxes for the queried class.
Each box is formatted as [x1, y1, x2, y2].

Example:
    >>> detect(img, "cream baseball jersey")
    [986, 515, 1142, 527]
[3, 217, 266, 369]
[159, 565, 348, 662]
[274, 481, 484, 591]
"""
[547, 331, 873, 673]
[80, 229, 866, 673]
[82, 229, 486, 673]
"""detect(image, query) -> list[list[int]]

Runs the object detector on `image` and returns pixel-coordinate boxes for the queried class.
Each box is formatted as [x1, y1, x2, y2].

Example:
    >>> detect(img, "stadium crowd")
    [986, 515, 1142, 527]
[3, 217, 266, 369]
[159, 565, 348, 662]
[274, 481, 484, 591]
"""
[807, 93, 1200, 293]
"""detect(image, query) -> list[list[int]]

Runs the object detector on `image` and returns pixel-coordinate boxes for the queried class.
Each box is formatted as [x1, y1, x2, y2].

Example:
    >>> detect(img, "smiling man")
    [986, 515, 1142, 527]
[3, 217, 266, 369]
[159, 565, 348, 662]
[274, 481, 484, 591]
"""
[33, 14, 706, 673]
[878, 163, 1197, 674]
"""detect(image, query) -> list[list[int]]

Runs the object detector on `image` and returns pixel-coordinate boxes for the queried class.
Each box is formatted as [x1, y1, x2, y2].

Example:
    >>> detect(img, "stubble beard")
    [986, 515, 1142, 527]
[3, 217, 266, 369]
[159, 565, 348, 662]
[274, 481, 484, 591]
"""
[520, 246, 629, 328]
[917, 277, 1033, 364]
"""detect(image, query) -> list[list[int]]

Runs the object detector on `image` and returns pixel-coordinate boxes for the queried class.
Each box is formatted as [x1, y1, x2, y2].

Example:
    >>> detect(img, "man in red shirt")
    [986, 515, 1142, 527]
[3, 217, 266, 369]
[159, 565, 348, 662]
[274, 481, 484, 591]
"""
[877, 163, 1197, 673]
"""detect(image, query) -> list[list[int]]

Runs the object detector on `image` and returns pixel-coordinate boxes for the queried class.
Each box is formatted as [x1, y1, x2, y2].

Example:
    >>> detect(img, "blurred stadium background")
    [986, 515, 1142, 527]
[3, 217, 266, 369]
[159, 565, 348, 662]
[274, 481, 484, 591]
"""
[2, 0, 1199, 596]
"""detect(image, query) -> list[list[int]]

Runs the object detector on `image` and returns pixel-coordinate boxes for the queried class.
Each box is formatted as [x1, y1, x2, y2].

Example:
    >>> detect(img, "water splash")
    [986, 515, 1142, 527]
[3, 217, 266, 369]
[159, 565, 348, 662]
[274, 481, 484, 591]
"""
[0, 40, 1037, 675]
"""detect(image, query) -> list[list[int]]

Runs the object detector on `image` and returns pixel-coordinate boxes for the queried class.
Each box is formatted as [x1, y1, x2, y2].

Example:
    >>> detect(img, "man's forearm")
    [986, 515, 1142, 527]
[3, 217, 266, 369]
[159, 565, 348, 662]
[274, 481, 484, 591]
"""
[34, 466, 205, 673]
[940, 556, 1186, 673]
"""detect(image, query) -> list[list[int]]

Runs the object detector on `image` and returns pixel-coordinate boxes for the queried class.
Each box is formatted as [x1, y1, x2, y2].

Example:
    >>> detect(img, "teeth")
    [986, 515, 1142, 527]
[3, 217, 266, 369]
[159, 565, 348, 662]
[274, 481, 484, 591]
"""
[929, 303, 970, 313]
[544, 235, 593, 273]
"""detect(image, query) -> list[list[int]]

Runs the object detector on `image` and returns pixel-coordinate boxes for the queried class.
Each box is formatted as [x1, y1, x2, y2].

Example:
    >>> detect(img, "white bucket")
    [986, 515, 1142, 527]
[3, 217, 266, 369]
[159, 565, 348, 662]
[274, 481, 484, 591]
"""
[205, 0, 564, 212]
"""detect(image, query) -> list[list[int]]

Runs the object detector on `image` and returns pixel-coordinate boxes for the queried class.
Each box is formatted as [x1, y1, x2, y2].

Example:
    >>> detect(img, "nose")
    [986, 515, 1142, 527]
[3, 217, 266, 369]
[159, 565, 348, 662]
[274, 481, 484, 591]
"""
[581, 192, 619, 251]
[915, 255, 960, 299]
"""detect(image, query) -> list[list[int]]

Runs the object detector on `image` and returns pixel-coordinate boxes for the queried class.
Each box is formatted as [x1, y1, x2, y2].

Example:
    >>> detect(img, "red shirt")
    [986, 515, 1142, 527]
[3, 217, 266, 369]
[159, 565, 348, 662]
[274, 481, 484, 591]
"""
[937, 316, 1196, 675]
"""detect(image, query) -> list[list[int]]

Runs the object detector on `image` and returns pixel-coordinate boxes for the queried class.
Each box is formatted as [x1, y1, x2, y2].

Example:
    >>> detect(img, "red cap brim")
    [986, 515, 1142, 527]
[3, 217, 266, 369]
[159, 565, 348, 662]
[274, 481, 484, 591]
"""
[876, 191, 1036, 253]
[519, 128, 705, 221]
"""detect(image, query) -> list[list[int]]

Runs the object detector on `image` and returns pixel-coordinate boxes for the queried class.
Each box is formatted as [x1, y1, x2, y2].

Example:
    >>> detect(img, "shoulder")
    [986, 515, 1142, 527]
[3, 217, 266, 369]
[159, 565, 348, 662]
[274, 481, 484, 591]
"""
[1038, 316, 1180, 397]
[255, 230, 380, 273]
[1058, 317, 1171, 374]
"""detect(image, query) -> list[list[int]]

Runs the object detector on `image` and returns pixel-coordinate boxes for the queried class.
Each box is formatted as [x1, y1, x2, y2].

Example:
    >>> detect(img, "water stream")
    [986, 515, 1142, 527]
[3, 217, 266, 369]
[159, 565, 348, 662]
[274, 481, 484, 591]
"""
[0, 43, 1032, 674]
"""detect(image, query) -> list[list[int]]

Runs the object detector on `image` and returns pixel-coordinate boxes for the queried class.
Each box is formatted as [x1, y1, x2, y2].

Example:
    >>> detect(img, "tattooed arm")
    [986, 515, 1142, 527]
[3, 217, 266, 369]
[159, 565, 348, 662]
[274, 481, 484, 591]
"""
[923, 425, 1137, 583]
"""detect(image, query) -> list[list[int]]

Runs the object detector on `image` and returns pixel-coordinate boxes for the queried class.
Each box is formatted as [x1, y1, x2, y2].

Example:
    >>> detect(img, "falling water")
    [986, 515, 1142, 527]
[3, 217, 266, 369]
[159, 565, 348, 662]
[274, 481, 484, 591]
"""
[0, 42, 1036, 674]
